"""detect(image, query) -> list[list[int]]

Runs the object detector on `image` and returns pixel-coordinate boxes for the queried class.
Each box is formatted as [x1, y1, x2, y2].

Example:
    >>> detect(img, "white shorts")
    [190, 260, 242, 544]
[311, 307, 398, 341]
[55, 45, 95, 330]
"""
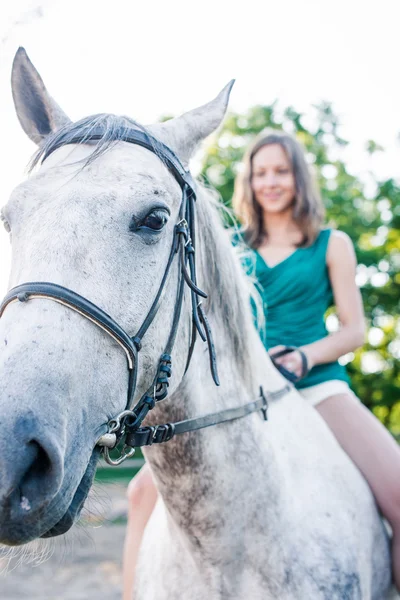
[298, 380, 359, 407]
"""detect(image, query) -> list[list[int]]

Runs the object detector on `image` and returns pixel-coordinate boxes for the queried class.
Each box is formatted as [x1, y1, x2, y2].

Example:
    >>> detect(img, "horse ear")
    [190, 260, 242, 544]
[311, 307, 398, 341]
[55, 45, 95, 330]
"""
[11, 47, 71, 145]
[149, 80, 235, 165]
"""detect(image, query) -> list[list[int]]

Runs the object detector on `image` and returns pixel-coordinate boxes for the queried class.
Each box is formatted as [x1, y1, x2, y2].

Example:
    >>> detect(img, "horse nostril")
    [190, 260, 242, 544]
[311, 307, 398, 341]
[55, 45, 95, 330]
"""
[11, 438, 63, 514]
[21, 441, 52, 493]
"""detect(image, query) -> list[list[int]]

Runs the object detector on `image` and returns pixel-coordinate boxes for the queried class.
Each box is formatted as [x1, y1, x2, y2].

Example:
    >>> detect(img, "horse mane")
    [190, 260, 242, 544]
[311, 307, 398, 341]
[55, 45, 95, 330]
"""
[194, 184, 262, 386]
[29, 113, 262, 387]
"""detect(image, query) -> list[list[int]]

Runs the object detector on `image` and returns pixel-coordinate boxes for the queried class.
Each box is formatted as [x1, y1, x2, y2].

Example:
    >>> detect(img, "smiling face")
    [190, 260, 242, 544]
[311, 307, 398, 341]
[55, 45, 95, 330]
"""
[251, 143, 296, 216]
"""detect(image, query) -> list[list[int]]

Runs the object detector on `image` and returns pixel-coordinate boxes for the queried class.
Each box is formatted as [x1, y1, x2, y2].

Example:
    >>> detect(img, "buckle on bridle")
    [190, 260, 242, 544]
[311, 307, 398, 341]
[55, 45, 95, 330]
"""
[145, 423, 175, 446]
[103, 444, 136, 466]
[97, 409, 137, 465]
[146, 425, 159, 446]
[260, 386, 268, 421]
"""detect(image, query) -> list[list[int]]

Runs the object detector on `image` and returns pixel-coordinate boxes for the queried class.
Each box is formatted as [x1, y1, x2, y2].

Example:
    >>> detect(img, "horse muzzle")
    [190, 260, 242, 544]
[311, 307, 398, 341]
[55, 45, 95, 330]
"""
[0, 413, 65, 545]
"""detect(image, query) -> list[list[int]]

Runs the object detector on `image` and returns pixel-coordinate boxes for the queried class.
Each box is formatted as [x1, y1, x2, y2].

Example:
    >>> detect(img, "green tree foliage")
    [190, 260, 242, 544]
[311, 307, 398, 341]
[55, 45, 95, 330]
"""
[200, 103, 400, 438]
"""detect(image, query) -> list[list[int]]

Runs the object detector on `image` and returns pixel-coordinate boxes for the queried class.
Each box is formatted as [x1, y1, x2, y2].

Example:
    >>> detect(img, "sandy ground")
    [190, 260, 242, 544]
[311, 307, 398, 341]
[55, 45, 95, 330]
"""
[0, 482, 129, 600]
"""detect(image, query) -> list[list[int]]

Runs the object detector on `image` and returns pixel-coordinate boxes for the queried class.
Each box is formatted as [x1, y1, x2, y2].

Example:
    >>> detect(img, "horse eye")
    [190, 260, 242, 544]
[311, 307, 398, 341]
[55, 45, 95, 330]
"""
[139, 209, 169, 232]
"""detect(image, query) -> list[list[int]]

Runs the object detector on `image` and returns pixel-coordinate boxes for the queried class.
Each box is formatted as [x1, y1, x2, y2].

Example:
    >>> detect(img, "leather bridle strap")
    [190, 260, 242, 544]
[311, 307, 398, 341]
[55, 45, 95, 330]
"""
[124, 384, 292, 448]
[0, 281, 140, 408]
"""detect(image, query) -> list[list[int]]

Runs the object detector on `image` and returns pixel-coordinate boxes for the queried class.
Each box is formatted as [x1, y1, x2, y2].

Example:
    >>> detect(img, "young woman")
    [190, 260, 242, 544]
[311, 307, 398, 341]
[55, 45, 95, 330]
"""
[122, 129, 400, 597]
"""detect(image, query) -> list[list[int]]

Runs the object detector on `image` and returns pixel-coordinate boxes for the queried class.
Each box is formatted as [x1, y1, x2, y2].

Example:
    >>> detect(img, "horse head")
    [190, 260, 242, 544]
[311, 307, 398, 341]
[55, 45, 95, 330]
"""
[0, 47, 233, 545]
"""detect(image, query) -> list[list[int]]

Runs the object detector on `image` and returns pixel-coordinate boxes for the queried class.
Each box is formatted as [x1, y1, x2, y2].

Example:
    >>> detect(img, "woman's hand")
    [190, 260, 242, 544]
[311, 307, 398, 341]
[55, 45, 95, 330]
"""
[268, 345, 314, 378]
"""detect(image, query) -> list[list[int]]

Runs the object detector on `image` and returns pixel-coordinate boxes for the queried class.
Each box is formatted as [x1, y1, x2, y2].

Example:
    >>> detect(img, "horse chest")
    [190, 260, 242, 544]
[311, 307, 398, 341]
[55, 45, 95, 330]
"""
[133, 492, 390, 600]
[133, 419, 393, 600]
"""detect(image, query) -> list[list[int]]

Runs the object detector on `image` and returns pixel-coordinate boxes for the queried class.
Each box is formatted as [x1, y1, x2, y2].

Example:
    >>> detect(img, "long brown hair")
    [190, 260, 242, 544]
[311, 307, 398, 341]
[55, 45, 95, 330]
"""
[232, 128, 325, 248]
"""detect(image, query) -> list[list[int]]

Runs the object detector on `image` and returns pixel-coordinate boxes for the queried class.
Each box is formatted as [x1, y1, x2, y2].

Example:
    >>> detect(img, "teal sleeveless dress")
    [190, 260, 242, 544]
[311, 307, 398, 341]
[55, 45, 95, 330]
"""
[242, 229, 348, 389]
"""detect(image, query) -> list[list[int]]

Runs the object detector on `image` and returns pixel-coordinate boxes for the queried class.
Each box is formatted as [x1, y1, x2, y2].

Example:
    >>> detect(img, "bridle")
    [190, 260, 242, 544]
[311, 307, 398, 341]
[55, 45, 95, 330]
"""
[0, 127, 291, 465]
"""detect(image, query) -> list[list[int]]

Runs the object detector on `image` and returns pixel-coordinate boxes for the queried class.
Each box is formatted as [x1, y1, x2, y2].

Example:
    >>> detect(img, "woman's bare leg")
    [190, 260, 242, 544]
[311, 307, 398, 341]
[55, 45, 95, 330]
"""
[123, 464, 158, 600]
[316, 393, 400, 590]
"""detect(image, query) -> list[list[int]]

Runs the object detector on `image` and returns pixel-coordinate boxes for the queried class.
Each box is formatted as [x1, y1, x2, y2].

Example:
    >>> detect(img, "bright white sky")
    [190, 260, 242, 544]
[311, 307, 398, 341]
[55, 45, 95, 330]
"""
[0, 0, 399, 297]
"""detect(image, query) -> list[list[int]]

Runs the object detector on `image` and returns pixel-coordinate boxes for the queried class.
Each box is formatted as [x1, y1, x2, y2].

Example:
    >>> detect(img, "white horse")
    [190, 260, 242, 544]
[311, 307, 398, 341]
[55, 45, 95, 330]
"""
[0, 48, 394, 599]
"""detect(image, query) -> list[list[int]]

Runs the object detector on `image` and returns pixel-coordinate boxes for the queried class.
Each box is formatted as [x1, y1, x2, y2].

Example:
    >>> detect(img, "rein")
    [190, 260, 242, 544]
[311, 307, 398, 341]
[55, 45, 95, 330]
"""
[0, 127, 291, 465]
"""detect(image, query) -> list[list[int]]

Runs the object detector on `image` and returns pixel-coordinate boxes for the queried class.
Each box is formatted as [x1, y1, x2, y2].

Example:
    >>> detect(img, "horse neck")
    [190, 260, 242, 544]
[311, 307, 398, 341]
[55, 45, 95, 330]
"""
[143, 244, 286, 534]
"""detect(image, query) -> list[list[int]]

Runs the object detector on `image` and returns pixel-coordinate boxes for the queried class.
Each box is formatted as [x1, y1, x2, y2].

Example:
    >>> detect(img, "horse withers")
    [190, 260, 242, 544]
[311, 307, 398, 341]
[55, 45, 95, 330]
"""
[0, 48, 394, 599]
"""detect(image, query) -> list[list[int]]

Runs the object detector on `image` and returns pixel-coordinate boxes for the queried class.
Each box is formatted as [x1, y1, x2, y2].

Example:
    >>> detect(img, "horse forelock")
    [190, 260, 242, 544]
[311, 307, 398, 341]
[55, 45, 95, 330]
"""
[29, 113, 166, 173]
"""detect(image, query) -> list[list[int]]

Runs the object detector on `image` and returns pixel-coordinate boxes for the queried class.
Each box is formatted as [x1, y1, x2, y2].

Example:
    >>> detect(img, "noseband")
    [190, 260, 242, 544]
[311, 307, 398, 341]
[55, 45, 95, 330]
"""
[0, 128, 291, 465]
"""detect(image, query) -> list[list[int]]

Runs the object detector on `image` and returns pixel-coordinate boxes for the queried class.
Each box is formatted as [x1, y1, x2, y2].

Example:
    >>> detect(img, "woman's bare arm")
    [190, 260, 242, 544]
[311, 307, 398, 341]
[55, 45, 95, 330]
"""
[300, 230, 365, 369]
